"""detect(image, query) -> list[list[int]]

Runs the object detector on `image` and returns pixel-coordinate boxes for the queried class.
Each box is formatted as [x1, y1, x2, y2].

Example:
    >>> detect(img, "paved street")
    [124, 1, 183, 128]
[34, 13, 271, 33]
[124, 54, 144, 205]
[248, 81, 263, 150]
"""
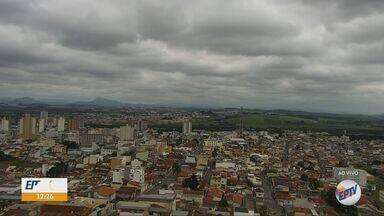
[262, 174, 284, 216]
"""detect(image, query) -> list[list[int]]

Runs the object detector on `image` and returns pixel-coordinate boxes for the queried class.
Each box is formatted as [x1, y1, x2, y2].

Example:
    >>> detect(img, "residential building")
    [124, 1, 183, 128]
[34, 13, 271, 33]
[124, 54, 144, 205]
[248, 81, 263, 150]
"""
[57, 117, 65, 132]
[20, 114, 37, 140]
[67, 117, 80, 131]
[182, 119, 192, 134]
[1, 118, 9, 132]
[40, 111, 48, 124]
[135, 119, 146, 132]
[119, 124, 135, 141]
[80, 133, 104, 146]
[129, 159, 145, 184]
[38, 118, 45, 133]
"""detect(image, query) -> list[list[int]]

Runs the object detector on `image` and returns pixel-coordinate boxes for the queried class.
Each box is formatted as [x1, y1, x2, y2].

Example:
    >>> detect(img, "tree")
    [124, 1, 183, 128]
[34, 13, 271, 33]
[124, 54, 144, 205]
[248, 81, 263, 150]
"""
[0, 151, 6, 161]
[183, 174, 199, 190]
[218, 197, 229, 208]
[256, 205, 268, 216]
[172, 162, 181, 174]
[46, 166, 60, 178]
[62, 140, 79, 149]
[212, 148, 219, 158]
[309, 178, 320, 190]
[0, 151, 11, 161]
[300, 174, 308, 182]
[297, 161, 304, 168]
[46, 162, 68, 178]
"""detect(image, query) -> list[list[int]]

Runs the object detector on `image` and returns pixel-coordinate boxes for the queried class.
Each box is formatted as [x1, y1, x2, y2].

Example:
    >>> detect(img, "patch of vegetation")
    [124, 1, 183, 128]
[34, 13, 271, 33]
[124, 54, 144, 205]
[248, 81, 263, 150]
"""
[183, 174, 199, 190]
[0, 151, 12, 161]
[322, 189, 359, 216]
[150, 123, 182, 133]
[61, 140, 79, 149]
[191, 112, 384, 137]
[46, 162, 68, 177]
[0, 159, 41, 169]
[172, 162, 181, 174]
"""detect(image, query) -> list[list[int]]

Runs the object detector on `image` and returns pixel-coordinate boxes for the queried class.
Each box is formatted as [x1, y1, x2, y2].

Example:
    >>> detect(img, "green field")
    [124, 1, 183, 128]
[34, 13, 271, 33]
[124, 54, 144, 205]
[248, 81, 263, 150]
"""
[152, 111, 384, 138]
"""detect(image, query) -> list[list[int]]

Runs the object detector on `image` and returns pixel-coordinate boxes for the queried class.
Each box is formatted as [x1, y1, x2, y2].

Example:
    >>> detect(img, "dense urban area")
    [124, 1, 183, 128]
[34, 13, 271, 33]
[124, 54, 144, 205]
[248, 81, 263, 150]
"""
[0, 104, 383, 216]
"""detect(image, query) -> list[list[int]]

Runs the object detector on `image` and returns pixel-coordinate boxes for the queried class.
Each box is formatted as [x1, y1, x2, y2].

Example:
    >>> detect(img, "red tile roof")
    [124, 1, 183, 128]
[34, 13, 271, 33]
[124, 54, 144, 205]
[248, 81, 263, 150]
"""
[293, 207, 311, 214]
[228, 192, 243, 205]
[127, 180, 141, 188]
[96, 186, 116, 197]
[39, 204, 92, 216]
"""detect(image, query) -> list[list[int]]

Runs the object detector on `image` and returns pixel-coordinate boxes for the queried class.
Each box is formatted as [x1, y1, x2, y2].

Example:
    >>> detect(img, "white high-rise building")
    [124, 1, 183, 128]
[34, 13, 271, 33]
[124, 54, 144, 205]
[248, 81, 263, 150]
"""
[51, 117, 58, 127]
[31, 117, 37, 135]
[38, 118, 45, 133]
[40, 111, 48, 124]
[129, 159, 145, 184]
[182, 119, 192, 134]
[119, 124, 135, 141]
[19, 118, 24, 135]
[1, 118, 9, 132]
[57, 117, 65, 132]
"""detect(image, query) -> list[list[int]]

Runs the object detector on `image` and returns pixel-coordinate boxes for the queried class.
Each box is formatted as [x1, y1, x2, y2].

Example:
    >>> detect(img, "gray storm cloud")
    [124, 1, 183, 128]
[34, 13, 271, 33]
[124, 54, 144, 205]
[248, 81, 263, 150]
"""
[0, 0, 384, 114]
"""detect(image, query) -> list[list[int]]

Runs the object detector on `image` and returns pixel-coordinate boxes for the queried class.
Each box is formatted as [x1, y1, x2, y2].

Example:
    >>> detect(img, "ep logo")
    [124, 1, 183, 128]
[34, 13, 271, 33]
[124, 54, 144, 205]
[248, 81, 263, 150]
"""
[335, 180, 361, 206]
[25, 180, 40, 190]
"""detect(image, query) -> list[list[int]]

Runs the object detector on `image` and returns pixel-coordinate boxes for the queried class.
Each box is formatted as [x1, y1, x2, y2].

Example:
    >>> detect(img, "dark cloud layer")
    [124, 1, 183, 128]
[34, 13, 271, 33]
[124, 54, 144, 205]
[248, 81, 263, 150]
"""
[0, 0, 384, 113]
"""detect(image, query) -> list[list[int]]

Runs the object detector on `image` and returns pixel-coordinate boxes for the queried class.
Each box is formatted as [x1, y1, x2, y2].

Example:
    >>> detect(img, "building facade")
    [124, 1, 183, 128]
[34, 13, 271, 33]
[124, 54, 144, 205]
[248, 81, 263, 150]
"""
[119, 124, 135, 141]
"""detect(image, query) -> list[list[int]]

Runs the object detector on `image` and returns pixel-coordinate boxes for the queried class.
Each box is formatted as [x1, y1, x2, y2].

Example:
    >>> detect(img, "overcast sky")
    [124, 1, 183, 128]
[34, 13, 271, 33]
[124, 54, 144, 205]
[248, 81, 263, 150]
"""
[1, 0, 384, 113]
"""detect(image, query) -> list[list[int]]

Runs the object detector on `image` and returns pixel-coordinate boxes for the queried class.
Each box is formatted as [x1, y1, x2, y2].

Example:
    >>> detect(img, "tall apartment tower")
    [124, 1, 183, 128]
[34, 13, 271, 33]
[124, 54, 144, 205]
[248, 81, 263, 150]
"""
[57, 117, 65, 132]
[20, 114, 37, 140]
[135, 119, 146, 132]
[19, 118, 23, 135]
[1, 118, 9, 132]
[67, 117, 80, 131]
[31, 117, 37, 136]
[40, 111, 48, 124]
[182, 119, 192, 134]
[38, 118, 45, 133]
[119, 124, 135, 141]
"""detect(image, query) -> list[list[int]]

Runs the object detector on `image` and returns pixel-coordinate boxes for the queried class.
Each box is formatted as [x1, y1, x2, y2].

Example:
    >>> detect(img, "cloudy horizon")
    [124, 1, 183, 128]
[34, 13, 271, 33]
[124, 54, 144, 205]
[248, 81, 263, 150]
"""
[1, 0, 384, 114]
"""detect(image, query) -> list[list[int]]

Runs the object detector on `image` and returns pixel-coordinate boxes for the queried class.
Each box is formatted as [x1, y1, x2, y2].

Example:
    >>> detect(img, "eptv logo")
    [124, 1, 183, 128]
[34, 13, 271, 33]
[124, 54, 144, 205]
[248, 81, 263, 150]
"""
[25, 180, 40, 190]
[335, 180, 361, 206]
[21, 178, 67, 202]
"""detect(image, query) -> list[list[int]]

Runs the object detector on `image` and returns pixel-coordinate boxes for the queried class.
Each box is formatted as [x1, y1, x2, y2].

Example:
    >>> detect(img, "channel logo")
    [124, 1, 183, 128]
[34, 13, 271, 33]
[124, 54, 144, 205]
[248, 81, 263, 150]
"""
[21, 178, 68, 202]
[25, 180, 40, 190]
[335, 180, 361, 206]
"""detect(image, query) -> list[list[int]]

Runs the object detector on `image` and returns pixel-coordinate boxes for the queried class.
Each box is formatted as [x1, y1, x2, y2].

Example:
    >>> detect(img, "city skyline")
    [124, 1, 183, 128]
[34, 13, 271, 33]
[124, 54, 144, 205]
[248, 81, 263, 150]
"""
[1, 1, 384, 215]
[1, 1, 384, 114]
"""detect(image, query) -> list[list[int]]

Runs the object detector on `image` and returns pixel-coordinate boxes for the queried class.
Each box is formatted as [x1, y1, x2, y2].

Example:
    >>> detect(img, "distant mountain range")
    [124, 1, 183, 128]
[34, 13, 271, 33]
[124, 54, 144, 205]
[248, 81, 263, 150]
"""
[70, 97, 126, 107]
[0, 97, 142, 108]
[0, 97, 42, 105]
[1, 97, 384, 116]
